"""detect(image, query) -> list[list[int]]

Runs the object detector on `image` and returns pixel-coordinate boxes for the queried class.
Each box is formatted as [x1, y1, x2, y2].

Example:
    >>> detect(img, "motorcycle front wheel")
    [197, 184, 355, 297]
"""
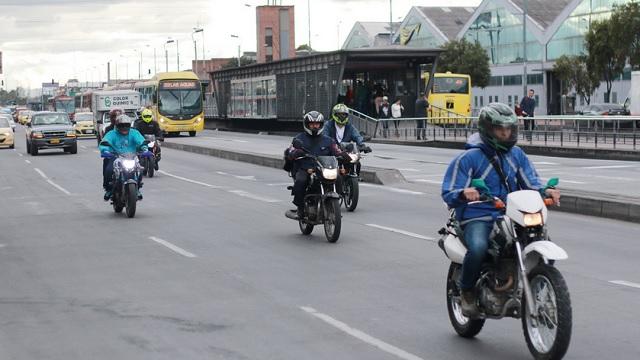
[446, 263, 485, 338]
[112, 187, 124, 213]
[522, 264, 572, 360]
[323, 198, 341, 243]
[125, 183, 137, 218]
[344, 176, 359, 212]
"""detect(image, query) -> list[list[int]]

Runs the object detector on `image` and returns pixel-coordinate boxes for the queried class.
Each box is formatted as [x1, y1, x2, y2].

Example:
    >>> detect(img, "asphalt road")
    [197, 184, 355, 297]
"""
[171, 130, 640, 198]
[1, 127, 639, 359]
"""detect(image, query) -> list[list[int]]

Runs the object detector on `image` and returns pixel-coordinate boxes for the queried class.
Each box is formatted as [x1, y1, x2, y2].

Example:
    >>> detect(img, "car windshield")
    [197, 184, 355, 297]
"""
[158, 80, 202, 116]
[32, 114, 71, 126]
[432, 77, 469, 94]
[0, 118, 9, 127]
[75, 113, 93, 121]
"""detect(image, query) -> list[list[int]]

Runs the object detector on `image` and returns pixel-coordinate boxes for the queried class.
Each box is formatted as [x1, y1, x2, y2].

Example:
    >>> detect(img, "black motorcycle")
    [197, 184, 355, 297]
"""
[285, 154, 342, 243]
[338, 142, 368, 212]
[140, 134, 161, 177]
[101, 141, 152, 218]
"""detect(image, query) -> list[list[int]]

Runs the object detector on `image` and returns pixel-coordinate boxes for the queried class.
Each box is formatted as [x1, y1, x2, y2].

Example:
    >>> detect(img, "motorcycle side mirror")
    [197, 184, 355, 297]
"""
[546, 177, 560, 188]
[471, 178, 490, 194]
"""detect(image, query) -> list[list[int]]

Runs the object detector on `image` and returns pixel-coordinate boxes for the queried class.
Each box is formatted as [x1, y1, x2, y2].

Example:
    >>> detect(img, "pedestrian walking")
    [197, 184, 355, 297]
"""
[391, 99, 404, 136]
[520, 89, 536, 140]
[414, 92, 429, 140]
[378, 96, 391, 138]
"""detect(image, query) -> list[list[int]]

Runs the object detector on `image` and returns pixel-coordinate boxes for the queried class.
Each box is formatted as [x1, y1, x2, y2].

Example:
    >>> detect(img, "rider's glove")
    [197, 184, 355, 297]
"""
[360, 144, 372, 153]
[340, 152, 352, 162]
[100, 151, 114, 159]
[141, 150, 154, 158]
[292, 138, 304, 149]
[289, 148, 305, 159]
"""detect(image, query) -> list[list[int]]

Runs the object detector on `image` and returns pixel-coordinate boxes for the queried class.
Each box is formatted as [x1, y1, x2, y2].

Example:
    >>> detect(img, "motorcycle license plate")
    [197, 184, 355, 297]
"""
[50, 139, 60, 144]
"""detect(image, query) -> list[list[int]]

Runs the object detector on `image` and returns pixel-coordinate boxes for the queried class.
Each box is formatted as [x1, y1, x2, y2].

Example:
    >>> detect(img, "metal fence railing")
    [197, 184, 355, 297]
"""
[347, 108, 640, 150]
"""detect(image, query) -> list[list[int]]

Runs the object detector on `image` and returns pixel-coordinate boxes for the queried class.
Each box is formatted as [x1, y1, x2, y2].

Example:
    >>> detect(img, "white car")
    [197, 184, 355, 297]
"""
[0, 114, 15, 132]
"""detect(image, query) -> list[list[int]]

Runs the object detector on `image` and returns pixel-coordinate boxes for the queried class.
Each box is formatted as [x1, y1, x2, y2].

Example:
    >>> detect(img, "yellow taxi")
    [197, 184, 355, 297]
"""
[0, 117, 15, 149]
[18, 110, 34, 125]
[73, 112, 96, 137]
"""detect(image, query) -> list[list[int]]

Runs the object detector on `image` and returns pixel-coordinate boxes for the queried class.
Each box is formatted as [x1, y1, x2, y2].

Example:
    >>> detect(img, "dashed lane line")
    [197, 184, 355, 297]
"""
[33, 168, 72, 196]
[366, 224, 435, 242]
[149, 236, 196, 258]
[300, 306, 427, 360]
[609, 280, 640, 289]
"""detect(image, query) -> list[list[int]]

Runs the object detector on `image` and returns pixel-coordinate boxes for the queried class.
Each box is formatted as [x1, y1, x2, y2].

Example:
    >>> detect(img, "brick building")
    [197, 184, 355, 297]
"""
[256, 5, 295, 63]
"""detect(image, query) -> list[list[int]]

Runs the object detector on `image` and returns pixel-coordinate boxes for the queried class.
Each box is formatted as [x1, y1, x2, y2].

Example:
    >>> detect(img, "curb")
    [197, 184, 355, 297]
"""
[163, 140, 640, 223]
[162, 141, 406, 186]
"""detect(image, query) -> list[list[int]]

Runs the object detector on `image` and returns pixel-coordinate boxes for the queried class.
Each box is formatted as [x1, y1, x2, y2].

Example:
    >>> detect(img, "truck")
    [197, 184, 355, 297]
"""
[92, 90, 141, 143]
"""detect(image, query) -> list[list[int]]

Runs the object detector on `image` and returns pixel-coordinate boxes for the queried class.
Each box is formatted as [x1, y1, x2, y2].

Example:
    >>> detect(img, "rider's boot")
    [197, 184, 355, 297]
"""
[460, 289, 480, 318]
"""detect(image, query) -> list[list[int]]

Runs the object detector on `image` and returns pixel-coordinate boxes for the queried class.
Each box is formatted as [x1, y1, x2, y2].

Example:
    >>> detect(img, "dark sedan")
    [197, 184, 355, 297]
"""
[26, 112, 78, 156]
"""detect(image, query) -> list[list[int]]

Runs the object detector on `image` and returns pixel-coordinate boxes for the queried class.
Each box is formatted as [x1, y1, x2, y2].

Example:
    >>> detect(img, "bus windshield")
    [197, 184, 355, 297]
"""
[158, 80, 202, 117]
[432, 77, 469, 94]
[56, 99, 75, 114]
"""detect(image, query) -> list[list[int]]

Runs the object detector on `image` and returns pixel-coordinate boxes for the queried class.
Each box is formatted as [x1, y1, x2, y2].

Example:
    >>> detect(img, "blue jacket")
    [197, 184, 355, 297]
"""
[322, 120, 364, 146]
[289, 132, 340, 171]
[441, 133, 543, 223]
[99, 128, 148, 155]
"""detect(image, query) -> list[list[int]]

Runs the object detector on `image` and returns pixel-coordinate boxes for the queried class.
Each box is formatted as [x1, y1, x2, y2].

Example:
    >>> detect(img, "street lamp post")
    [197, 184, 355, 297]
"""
[522, 0, 528, 98]
[230, 34, 241, 67]
[389, 0, 393, 45]
[165, 39, 174, 72]
[192, 28, 203, 74]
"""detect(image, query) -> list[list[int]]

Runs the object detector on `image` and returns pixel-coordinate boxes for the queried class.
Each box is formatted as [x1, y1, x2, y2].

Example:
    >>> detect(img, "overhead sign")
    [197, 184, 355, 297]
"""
[160, 80, 199, 89]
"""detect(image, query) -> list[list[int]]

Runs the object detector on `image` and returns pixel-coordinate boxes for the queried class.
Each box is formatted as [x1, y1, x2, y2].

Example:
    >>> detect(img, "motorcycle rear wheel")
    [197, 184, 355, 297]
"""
[344, 177, 359, 212]
[125, 183, 137, 218]
[147, 159, 155, 178]
[522, 264, 572, 360]
[323, 198, 341, 243]
[446, 263, 485, 338]
[299, 220, 314, 235]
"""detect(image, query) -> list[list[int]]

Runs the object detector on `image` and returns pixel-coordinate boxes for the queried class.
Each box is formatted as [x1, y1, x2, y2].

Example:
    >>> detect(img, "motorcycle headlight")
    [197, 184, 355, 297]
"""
[322, 168, 338, 180]
[348, 153, 359, 163]
[122, 159, 136, 170]
[523, 212, 543, 227]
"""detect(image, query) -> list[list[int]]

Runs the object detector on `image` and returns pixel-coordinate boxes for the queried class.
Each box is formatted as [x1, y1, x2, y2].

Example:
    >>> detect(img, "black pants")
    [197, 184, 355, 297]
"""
[416, 119, 425, 139]
[103, 158, 114, 191]
[292, 169, 311, 207]
[524, 117, 535, 139]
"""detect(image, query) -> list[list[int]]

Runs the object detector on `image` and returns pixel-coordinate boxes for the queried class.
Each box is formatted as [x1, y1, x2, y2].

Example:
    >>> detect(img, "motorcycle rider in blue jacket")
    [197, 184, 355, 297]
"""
[287, 111, 347, 218]
[441, 103, 560, 317]
[100, 114, 148, 201]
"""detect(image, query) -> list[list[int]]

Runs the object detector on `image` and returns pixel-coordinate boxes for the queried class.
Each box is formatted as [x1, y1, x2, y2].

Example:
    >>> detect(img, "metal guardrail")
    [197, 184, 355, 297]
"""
[347, 107, 640, 150]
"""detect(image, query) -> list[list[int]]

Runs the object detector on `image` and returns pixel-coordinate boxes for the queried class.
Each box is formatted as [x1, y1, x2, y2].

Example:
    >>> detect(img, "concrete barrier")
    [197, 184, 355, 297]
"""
[164, 140, 640, 223]
[162, 141, 406, 186]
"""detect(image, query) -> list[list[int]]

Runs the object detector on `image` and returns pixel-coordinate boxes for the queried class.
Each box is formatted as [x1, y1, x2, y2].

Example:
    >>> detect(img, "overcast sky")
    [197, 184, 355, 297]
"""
[0, 0, 480, 90]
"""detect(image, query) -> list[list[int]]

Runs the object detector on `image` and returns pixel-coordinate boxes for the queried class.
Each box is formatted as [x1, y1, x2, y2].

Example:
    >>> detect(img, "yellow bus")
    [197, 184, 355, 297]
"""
[134, 71, 204, 137]
[423, 72, 472, 125]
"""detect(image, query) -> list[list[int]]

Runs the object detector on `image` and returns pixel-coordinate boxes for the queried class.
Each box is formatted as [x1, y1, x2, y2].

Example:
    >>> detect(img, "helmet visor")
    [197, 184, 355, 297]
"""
[490, 123, 518, 149]
[116, 123, 131, 130]
[334, 112, 348, 124]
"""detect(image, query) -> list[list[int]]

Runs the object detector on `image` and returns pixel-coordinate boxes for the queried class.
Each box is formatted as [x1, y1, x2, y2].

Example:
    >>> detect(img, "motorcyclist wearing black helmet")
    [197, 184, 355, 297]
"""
[286, 111, 348, 218]
[441, 103, 560, 317]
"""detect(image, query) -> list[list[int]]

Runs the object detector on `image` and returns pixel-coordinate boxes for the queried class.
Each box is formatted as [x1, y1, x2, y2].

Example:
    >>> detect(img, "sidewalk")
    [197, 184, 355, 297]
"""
[163, 131, 640, 223]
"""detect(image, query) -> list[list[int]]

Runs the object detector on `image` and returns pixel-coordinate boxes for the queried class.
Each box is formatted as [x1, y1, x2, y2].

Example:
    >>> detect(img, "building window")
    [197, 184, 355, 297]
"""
[489, 95, 493, 103]
[474, 96, 478, 107]
[503, 75, 523, 86]
[480, 96, 484, 106]
[508, 95, 512, 106]
[612, 92, 617, 103]
[534, 95, 539, 106]
[527, 74, 543, 84]
[514, 95, 519, 106]
[265, 28, 273, 47]
[489, 76, 503, 86]
[495, 95, 499, 103]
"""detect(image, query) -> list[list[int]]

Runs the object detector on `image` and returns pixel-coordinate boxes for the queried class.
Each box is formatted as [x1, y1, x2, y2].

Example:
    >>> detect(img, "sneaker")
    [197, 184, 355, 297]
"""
[137, 190, 143, 200]
[103, 190, 112, 201]
[296, 205, 305, 219]
[460, 290, 479, 318]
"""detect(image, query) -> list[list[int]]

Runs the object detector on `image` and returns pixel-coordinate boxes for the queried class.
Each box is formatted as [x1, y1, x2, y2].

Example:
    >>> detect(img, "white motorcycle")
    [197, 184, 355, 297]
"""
[438, 178, 572, 360]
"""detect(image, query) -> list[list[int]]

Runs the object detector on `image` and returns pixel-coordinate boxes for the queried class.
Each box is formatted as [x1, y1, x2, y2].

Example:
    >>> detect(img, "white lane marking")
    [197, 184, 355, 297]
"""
[33, 168, 72, 195]
[267, 183, 292, 186]
[609, 280, 640, 289]
[360, 183, 425, 195]
[227, 190, 280, 203]
[80, 145, 87, 149]
[158, 170, 222, 188]
[398, 168, 420, 172]
[217, 171, 257, 181]
[24, 160, 31, 164]
[412, 179, 442, 185]
[17, 153, 23, 157]
[583, 165, 635, 170]
[204, 136, 249, 143]
[533, 161, 560, 165]
[366, 224, 435, 241]
[0, 244, 6, 248]
[300, 306, 426, 360]
[149, 236, 196, 258]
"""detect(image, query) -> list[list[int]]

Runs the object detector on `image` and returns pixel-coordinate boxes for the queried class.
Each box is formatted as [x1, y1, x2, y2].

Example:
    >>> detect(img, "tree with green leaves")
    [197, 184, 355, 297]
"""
[585, 19, 626, 103]
[296, 44, 313, 51]
[221, 56, 257, 69]
[610, 1, 640, 70]
[438, 38, 491, 88]
[552, 55, 599, 105]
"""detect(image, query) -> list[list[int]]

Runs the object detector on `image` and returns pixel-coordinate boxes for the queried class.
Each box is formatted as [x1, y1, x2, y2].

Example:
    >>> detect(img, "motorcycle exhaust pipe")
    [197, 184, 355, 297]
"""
[494, 275, 514, 292]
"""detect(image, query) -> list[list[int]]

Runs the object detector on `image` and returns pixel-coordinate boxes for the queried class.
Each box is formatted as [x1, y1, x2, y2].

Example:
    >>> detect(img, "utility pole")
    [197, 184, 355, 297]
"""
[389, 0, 393, 45]
[308, 0, 311, 49]
[522, 0, 528, 98]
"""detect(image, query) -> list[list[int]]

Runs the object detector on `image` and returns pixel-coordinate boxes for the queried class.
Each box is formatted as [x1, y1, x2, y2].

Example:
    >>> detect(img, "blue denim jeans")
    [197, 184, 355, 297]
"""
[459, 220, 494, 290]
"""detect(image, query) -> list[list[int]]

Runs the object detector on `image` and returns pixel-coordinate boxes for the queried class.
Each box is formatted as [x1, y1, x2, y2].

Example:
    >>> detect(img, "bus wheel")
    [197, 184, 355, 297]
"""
[189, 131, 196, 137]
